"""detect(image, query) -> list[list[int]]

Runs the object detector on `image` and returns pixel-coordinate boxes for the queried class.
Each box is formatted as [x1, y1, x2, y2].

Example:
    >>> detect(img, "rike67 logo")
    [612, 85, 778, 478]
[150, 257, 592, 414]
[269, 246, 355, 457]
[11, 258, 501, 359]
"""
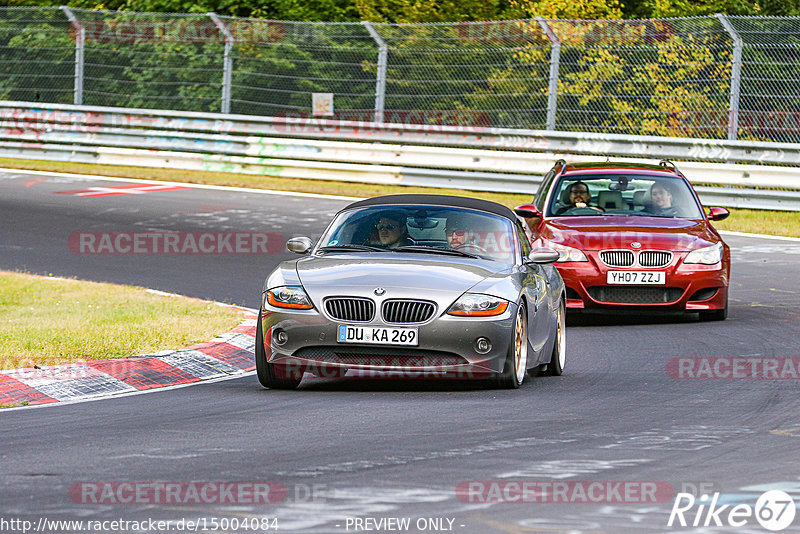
[668, 490, 796, 531]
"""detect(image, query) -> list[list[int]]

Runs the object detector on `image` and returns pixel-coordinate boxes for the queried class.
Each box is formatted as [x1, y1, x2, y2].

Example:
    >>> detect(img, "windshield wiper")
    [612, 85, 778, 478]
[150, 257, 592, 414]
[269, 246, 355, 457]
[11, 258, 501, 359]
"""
[317, 244, 388, 253]
[393, 245, 479, 258]
[630, 212, 677, 218]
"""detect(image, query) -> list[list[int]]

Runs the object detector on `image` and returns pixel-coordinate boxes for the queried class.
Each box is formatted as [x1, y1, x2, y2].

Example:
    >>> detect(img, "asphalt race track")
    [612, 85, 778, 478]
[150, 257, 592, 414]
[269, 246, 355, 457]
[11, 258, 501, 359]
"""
[2, 170, 800, 533]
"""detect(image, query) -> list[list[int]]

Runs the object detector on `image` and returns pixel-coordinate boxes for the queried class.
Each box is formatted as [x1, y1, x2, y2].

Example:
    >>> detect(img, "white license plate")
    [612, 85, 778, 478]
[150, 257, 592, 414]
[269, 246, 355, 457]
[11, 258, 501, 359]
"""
[606, 271, 666, 285]
[337, 325, 418, 346]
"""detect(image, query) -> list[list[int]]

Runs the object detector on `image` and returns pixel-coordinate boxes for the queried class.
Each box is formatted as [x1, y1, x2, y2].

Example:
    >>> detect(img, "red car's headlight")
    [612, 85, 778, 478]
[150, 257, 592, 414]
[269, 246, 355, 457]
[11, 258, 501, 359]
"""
[684, 243, 723, 265]
[533, 239, 588, 262]
[551, 243, 588, 262]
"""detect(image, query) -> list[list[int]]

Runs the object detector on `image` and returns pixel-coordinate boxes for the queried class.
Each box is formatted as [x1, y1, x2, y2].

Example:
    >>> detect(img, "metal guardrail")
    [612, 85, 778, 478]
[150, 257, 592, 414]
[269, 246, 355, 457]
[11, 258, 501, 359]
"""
[1, 101, 800, 210]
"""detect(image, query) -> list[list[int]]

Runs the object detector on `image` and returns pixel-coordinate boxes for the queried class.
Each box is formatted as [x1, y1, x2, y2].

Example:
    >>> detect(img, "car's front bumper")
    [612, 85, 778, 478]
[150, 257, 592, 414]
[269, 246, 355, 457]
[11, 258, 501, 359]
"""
[260, 305, 517, 379]
[556, 251, 729, 313]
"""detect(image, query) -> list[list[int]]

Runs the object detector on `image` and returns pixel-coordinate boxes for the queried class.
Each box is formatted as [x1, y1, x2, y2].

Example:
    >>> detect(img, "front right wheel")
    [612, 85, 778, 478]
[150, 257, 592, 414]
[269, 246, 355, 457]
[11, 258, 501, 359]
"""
[255, 311, 302, 390]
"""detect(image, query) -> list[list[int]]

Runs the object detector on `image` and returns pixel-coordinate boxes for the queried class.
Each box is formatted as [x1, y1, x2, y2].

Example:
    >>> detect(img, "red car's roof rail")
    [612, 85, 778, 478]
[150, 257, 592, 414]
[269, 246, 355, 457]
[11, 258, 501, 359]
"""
[659, 159, 683, 176]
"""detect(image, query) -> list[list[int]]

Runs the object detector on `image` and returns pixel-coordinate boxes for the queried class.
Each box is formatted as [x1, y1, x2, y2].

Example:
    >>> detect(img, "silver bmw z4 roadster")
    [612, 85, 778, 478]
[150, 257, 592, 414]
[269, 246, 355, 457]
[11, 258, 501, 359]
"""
[256, 194, 566, 389]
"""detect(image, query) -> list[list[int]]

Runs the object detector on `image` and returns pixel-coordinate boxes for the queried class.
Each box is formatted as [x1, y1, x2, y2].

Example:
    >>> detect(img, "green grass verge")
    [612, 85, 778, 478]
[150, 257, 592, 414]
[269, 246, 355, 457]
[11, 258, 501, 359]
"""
[1, 157, 797, 237]
[711, 209, 800, 238]
[0, 271, 243, 370]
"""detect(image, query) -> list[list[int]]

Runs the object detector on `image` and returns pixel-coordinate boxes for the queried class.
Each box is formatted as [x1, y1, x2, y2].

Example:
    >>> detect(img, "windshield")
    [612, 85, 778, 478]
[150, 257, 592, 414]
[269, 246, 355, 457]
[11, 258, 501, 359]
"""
[546, 174, 703, 219]
[316, 205, 517, 264]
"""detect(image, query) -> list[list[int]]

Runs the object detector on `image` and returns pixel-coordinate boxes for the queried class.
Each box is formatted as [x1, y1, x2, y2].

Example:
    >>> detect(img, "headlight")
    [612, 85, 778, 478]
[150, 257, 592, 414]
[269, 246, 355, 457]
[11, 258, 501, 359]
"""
[548, 242, 588, 262]
[265, 286, 314, 310]
[448, 294, 509, 317]
[684, 243, 723, 265]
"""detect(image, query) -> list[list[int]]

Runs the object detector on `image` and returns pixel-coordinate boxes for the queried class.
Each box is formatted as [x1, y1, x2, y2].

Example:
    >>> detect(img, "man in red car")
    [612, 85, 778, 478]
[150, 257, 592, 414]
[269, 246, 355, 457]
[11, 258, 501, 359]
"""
[555, 181, 603, 214]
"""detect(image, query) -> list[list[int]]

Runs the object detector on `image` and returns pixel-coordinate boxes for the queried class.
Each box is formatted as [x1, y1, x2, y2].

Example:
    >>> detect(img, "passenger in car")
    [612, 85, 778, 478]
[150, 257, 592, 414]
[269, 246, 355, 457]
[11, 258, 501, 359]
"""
[648, 183, 678, 216]
[374, 212, 413, 249]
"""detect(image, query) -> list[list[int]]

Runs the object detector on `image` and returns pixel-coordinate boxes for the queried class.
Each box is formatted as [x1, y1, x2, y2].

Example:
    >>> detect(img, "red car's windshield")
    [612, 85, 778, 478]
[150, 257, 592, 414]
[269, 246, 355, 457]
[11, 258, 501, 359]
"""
[547, 174, 704, 219]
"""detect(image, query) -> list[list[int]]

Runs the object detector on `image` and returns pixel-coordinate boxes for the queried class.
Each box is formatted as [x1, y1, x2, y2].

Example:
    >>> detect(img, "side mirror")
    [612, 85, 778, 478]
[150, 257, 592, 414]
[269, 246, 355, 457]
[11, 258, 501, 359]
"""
[514, 204, 542, 219]
[707, 207, 730, 222]
[527, 247, 560, 264]
[286, 236, 313, 254]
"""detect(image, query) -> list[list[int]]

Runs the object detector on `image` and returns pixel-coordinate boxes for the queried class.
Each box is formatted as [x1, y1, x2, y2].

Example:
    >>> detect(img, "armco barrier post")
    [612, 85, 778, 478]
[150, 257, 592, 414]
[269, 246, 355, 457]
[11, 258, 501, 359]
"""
[208, 13, 234, 115]
[715, 14, 743, 142]
[361, 21, 387, 124]
[59, 6, 84, 106]
[536, 17, 560, 131]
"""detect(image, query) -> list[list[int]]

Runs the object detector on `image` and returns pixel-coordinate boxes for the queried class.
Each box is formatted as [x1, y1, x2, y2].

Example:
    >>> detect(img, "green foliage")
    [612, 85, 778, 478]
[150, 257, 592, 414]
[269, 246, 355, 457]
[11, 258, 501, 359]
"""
[509, 0, 623, 19]
[759, 0, 800, 16]
[354, 0, 513, 23]
[0, 0, 772, 21]
[622, 0, 761, 18]
[271, 0, 360, 22]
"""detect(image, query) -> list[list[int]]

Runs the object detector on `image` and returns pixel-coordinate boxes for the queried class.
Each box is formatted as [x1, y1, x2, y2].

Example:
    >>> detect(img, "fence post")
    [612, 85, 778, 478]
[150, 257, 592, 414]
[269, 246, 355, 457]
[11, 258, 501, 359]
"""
[715, 14, 743, 141]
[361, 21, 387, 123]
[208, 12, 234, 115]
[59, 6, 84, 106]
[536, 17, 560, 131]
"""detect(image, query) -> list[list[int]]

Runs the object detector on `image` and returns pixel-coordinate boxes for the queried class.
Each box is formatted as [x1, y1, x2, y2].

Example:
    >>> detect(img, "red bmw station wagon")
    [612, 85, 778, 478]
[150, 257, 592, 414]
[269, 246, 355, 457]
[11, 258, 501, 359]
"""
[516, 160, 730, 320]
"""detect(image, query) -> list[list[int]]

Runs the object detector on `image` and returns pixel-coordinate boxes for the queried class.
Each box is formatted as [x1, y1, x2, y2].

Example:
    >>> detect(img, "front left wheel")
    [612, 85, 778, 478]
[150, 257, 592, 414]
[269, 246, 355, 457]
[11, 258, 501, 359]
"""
[542, 300, 566, 376]
[255, 311, 301, 390]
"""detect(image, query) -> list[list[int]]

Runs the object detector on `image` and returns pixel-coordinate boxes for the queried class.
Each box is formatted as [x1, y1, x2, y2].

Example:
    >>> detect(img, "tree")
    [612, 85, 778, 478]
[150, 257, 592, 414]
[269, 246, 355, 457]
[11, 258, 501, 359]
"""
[622, 0, 761, 19]
[507, 0, 623, 20]
[354, 0, 513, 23]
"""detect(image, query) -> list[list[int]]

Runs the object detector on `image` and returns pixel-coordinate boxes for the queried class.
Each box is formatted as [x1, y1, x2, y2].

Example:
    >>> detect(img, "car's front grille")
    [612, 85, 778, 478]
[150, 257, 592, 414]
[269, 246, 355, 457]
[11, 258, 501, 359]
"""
[639, 250, 673, 267]
[324, 298, 375, 322]
[600, 249, 672, 268]
[587, 286, 684, 304]
[382, 299, 436, 324]
[600, 250, 635, 267]
[293, 346, 467, 367]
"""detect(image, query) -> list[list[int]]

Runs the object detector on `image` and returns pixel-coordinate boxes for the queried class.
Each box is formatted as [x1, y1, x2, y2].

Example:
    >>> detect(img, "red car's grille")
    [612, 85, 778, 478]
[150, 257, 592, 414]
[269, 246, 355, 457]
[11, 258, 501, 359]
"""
[600, 250, 635, 267]
[639, 250, 673, 267]
[587, 286, 684, 304]
[324, 298, 375, 322]
[599, 249, 672, 268]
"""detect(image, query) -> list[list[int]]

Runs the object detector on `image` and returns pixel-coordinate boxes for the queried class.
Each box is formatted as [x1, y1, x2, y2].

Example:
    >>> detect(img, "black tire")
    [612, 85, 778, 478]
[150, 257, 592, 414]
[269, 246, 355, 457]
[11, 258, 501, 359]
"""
[495, 302, 528, 389]
[255, 311, 301, 390]
[699, 297, 728, 322]
[542, 300, 566, 376]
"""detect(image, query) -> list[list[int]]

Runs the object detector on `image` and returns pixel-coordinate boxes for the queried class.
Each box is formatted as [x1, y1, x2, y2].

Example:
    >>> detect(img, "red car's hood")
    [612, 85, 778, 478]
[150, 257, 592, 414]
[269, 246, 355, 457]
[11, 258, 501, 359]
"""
[540, 216, 720, 252]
